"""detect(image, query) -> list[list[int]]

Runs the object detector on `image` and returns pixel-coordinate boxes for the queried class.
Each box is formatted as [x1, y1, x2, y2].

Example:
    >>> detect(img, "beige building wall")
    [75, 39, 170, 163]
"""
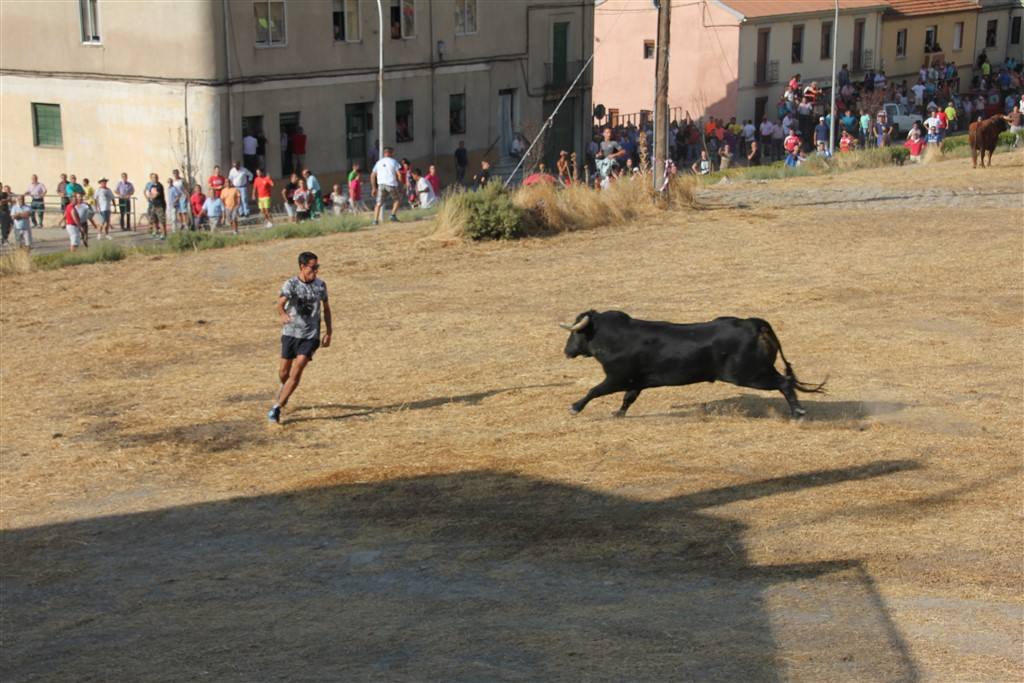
[592, 1, 740, 122]
[880, 12, 979, 83]
[974, 2, 1024, 67]
[735, 9, 885, 124]
[0, 0, 593, 192]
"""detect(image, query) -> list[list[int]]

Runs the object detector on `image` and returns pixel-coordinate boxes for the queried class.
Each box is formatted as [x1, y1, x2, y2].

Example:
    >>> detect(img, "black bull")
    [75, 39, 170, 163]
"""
[561, 310, 826, 418]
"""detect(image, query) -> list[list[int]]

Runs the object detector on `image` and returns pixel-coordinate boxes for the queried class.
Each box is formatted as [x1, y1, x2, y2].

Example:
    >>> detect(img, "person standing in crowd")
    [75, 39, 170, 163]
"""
[57, 173, 69, 228]
[221, 182, 241, 235]
[65, 174, 84, 202]
[0, 185, 11, 246]
[190, 185, 208, 229]
[282, 173, 299, 224]
[25, 174, 46, 228]
[291, 127, 307, 171]
[167, 178, 184, 232]
[472, 159, 492, 190]
[758, 117, 775, 162]
[412, 168, 437, 208]
[302, 169, 322, 217]
[268, 251, 332, 425]
[293, 179, 310, 222]
[370, 146, 402, 225]
[557, 151, 572, 185]
[746, 140, 761, 166]
[81, 178, 95, 207]
[691, 150, 711, 175]
[94, 178, 115, 240]
[348, 163, 367, 212]
[201, 190, 225, 229]
[330, 184, 347, 215]
[454, 140, 468, 185]
[813, 116, 829, 149]
[64, 193, 83, 251]
[242, 132, 258, 173]
[116, 172, 134, 231]
[718, 144, 733, 171]
[145, 173, 168, 240]
[253, 168, 275, 228]
[398, 158, 413, 207]
[11, 194, 33, 249]
[75, 191, 97, 246]
[208, 165, 226, 200]
[859, 110, 871, 148]
[228, 161, 253, 217]
[426, 164, 442, 196]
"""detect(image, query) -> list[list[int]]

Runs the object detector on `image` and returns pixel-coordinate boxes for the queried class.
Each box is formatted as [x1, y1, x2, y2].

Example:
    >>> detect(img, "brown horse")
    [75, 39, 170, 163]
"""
[969, 114, 1010, 168]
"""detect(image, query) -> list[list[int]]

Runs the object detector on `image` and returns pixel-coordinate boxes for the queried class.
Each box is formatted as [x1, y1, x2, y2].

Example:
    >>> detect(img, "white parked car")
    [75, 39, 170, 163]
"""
[882, 103, 920, 134]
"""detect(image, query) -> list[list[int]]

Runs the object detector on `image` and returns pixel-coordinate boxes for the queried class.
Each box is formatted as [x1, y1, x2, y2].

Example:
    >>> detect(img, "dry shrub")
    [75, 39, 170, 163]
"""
[0, 249, 33, 276]
[427, 188, 472, 242]
[513, 176, 660, 235]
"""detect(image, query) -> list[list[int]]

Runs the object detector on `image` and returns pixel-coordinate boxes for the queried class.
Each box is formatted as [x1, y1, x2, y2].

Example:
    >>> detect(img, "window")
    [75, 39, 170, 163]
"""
[242, 115, 264, 138]
[896, 29, 907, 57]
[254, 1, 286, 47]
[953, 22, 964, 50]
[391, 0, 414, 39]
[820, 21, 832, 59]
[643, 39, 655, 59]
[79, 0, 100, 43]
[32, 104, 63, 147]
[449, 94, 466, 134]
[791, 24, 803, 64]
[924, 25, 937, 51]
[332, 0, 360, 42]
[1012, 16, 1021, 45]
[455, 0, 477, 34]
[986, 19, 998, 48]
[396, 99, 413, 142]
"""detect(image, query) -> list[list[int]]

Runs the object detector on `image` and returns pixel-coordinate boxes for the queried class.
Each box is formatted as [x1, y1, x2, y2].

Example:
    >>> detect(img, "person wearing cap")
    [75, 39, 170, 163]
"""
[813, 116, 829, 149]
[94, 178, 116, 240]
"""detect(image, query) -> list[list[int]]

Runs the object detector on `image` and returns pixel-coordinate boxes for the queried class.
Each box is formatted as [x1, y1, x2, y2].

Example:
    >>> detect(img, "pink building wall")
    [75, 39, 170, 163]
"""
[593, 0, 741, 123]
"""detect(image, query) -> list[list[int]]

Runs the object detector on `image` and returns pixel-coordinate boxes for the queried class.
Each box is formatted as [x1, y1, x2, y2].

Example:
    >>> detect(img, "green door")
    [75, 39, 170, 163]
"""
[346, 103, 369, 167]
[553, 22, 569, 86]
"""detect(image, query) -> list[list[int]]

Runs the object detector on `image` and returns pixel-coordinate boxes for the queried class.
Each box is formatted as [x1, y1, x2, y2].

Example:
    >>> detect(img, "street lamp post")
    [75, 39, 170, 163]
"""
[829, 0, 839, 154]
[376, 0, 385, 164]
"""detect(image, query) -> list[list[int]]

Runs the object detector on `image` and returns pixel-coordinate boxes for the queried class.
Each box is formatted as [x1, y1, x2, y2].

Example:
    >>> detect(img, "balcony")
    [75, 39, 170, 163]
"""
[754, 59, 779, 85]
[545, 61, 590, 90]
[851, 49, 874, 73]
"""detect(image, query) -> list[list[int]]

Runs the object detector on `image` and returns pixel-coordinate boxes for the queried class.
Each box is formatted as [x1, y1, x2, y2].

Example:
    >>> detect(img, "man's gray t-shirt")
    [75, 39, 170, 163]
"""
[280, 276, 328, 340]
[600, 140, 623, 158]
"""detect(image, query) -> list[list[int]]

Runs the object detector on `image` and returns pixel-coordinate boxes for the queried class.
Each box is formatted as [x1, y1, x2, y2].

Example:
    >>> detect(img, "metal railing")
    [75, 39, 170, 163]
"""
[545, 60, 589, 89]
[598, 106, 688, 129]
[754, 59, 779, 85]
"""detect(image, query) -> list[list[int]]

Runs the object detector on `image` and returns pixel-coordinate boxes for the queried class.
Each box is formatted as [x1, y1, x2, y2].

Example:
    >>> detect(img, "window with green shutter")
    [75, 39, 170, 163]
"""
[32, 103, 63, 148]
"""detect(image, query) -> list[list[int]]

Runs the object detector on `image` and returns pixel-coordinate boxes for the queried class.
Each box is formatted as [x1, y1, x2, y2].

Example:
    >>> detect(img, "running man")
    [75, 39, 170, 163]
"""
[268, 251, 332, 424]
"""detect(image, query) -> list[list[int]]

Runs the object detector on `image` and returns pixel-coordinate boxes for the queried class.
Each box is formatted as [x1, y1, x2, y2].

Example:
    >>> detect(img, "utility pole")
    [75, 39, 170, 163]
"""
[829, 0, 839, 154]
[653, 0, 671, 193]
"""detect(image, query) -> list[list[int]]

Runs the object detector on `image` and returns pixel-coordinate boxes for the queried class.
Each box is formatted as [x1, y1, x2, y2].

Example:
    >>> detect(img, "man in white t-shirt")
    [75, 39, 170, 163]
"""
[228, 161, 254, 217]
[370, 146, 402, 225]
[911, 81, 926, 111]
[411, 167, 437, 208]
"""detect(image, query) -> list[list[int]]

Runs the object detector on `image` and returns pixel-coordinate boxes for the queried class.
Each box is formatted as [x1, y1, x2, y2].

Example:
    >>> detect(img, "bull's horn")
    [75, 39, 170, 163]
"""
[559, 316, 590, 332]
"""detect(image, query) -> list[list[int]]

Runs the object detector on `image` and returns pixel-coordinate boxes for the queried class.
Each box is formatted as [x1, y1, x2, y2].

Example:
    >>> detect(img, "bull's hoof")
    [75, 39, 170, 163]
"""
[611, 409, 625, 418]
[791, 408, 807, 421]
[569, 406, 581, 416]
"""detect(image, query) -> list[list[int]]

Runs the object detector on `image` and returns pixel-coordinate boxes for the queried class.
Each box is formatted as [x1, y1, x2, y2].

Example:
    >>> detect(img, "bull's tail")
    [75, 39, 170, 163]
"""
[760, 322, 828, 394]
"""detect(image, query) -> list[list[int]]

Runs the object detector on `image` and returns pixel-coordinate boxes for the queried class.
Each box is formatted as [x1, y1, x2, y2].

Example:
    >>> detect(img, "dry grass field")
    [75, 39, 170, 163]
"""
[1, 152, 1022, 681]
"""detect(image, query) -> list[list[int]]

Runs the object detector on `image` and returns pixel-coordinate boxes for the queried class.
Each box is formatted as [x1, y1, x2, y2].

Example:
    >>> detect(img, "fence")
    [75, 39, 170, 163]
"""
[31, 194, 141, 229]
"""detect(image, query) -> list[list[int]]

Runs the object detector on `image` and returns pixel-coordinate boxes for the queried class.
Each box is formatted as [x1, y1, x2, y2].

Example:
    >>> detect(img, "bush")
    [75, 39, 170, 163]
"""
[888, 146, 910, 165]
[941, 137, 969, 153]
[458, 184, 526, 240]
[998, 131, 1018, 147]
[32, 241, 126, 270]
[167, 230, 234, 252]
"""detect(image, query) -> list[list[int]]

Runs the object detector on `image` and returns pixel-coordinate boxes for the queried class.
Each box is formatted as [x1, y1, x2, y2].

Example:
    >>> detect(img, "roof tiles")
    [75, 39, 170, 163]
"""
[718, 0, 891, 19]
[883, 0, 980, 17]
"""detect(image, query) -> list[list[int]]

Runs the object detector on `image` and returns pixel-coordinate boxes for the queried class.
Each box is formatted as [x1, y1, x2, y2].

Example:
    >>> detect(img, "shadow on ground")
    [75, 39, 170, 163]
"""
[1, 462, 921, 681]
[630, 395, 911, 422]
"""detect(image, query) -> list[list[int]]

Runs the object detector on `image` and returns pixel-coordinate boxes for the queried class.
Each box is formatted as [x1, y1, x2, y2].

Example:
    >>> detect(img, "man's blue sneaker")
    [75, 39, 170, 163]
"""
[267, 405, 281, 424]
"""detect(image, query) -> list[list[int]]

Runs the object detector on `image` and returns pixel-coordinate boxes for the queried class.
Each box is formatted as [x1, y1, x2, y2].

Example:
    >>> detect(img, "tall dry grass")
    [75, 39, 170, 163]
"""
[0, 249, 34, 276]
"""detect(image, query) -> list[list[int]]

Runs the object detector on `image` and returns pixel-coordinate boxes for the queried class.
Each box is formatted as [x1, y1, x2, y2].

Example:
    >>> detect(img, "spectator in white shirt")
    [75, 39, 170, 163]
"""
[370, 146, 402, 225]
[242, 133, 258, 173]
[227, 161, 254, 217]
[411, 168, 437, 208]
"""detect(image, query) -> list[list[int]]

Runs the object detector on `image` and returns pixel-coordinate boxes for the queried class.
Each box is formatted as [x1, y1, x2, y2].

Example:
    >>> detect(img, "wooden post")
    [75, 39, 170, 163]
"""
[653, 0, 672, 193]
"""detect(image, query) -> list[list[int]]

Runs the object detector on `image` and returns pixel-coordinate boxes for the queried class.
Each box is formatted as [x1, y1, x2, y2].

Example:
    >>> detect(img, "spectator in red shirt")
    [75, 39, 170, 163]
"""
[207, 165, 226, 199]
[426, 164, 442, 196]
[935, 108, 948, 131]
[290, 127, 308, 171]
[64, 194, 83, 251]
[784, 130, 801, 154]
[190, 186, 207, 229]
[253, 168, 275, 228]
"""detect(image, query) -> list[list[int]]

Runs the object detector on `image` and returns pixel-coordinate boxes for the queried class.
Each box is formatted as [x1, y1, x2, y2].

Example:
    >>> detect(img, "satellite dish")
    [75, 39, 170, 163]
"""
[594, 104, 606, 120]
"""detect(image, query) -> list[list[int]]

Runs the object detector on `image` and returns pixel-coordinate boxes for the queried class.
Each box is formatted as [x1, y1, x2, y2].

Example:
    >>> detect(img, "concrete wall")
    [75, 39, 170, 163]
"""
[592, 0, 740, 121]
[880, 11, 979, 83]
[735, 9, 884, 124]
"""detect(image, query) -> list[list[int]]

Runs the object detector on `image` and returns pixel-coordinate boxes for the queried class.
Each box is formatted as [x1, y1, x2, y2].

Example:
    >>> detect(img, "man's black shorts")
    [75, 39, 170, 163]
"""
[281, 335, 320, 360]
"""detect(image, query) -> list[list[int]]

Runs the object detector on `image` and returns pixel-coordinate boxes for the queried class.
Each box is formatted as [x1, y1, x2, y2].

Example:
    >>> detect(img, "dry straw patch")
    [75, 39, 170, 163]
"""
[1, 154, 1021, 681]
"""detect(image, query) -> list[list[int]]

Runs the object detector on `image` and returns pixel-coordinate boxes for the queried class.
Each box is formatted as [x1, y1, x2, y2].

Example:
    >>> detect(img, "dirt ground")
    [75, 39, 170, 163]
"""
[1, 152, 1022, 681]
